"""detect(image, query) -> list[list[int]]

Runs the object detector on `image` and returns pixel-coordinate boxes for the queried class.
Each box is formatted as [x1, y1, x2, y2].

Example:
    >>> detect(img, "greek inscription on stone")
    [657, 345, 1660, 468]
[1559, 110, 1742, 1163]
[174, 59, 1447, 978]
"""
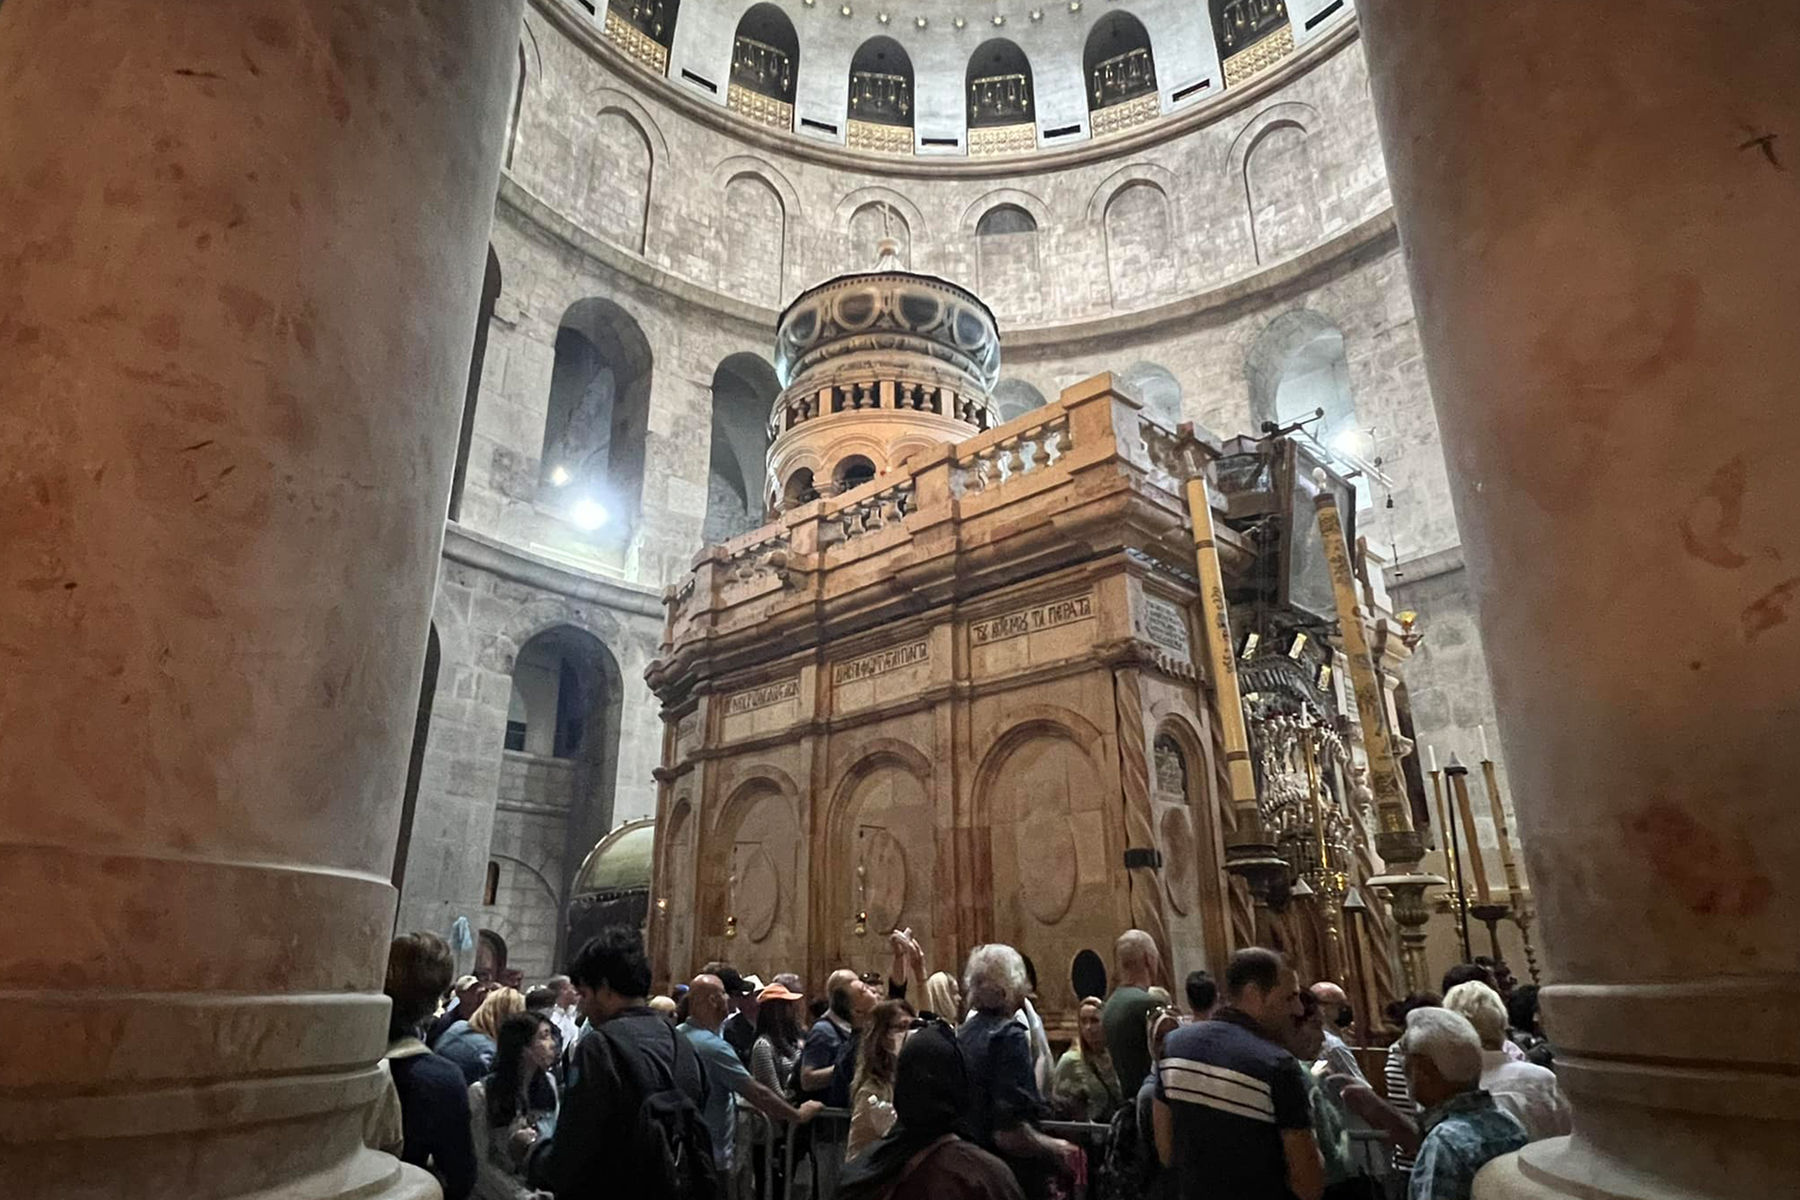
[970, 593, 1095, 646]
[725, 677, 800, 715]
[1143, 596, 1191, 657]
[832, 640, 930, 685]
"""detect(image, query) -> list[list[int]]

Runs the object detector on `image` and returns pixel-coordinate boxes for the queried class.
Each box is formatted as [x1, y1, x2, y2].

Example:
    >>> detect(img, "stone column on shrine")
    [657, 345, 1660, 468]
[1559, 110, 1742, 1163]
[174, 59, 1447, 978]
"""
[1355, 2, 1800, 1197]
[0, 1, 523, 1196]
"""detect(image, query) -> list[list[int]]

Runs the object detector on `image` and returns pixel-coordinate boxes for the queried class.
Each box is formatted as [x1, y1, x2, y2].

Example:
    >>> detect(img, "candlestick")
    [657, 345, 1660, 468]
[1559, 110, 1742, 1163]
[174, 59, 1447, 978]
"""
[1480, 756, 1524, 902]
[1447, 758, 1493, 905]
[1430, 765, 1471, 962]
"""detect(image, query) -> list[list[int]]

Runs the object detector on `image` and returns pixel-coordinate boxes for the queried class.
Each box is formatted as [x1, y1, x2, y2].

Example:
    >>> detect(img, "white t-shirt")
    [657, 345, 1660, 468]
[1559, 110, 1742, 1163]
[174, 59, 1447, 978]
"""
[1480, 1049, 1572, 1141]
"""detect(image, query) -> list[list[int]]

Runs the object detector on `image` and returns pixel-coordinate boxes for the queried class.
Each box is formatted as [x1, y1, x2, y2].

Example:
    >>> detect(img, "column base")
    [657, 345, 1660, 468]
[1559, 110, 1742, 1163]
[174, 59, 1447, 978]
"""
[1475, 1136, 1773, 1200]
[238, 1152, 441, 1200]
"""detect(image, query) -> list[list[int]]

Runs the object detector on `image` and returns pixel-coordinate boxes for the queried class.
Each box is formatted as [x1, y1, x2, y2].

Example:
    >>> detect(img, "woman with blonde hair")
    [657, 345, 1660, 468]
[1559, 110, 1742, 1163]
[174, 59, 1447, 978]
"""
[439, 987, 525, 1084]
[1051, 996, 1122, 1122]
[923, 970, 964, 1023]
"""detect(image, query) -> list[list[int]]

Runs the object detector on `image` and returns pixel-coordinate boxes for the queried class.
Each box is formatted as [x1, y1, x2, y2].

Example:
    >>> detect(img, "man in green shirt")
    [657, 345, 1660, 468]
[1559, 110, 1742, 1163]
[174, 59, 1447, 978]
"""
[1101, 928, 1165, 1093]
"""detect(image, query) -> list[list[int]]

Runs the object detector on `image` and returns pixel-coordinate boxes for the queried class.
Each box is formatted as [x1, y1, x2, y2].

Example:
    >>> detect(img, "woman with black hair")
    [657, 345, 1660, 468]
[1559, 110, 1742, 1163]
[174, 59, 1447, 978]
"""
[470, 1011, 560, 1200]
[839, 1016, 1024, 1200]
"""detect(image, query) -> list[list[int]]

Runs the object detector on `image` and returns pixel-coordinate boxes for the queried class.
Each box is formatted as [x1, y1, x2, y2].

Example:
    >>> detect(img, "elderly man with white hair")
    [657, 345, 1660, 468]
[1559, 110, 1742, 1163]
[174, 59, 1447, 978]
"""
[957, 943, 1078, 1188]
[1442, 982, 1571, 1142]
[1400, 1007, 1528, 1200]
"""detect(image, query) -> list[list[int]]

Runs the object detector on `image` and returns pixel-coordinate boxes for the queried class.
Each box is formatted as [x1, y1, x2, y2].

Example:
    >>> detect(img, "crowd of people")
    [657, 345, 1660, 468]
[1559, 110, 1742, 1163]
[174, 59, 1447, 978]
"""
[376, 926, 1567, 1200]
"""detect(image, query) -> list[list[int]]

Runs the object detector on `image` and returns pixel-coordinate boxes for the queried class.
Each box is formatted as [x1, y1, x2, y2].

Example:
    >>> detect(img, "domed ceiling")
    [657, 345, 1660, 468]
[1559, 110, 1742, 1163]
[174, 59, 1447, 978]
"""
[574, 0, 1350, 158]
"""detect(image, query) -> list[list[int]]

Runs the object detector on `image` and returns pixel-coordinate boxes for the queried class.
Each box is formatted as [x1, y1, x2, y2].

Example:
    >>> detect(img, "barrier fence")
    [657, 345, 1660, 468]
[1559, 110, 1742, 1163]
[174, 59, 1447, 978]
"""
[731, 1105, 1394, 1200]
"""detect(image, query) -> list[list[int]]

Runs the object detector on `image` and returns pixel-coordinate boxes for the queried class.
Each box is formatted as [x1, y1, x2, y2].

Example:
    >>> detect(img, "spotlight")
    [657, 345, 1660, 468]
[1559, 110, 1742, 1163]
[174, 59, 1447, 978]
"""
[1330, 427, 1373, 458]
[570, 498, 609, 531]
[548, 464, 572, 487]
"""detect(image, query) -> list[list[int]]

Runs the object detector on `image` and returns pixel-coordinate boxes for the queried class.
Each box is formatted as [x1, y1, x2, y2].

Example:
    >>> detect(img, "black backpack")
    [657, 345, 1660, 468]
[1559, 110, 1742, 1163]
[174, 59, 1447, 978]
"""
[596, 1022, 722, 1200]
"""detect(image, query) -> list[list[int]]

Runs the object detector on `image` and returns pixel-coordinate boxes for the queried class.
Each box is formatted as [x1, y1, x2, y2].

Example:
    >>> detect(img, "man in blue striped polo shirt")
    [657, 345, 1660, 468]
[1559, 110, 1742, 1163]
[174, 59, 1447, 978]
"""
[1153, 948, 1324, 1200]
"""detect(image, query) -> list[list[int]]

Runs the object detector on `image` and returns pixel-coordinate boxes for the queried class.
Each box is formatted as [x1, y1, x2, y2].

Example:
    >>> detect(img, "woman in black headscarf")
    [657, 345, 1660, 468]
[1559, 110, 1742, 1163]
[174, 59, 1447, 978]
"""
[838, 1017, 1025, 1200]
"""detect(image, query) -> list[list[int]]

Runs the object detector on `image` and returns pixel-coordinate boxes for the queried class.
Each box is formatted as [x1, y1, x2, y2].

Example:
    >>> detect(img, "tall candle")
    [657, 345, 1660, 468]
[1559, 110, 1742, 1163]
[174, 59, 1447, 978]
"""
[1478, 724, 1491, 763]
[1428, 744, 1439, 773]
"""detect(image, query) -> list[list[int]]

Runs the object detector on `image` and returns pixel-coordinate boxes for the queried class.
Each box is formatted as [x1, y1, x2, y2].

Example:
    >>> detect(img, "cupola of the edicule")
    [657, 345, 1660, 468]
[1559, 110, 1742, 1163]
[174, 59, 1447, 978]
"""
[766, 225, 1001, 511]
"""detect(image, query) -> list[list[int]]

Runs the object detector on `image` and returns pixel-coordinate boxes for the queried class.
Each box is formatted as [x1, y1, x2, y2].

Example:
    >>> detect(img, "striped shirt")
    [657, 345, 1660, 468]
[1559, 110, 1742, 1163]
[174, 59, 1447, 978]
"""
[1156, 1008, 1311, 1200]
[1385, 1041, 1421, 1172]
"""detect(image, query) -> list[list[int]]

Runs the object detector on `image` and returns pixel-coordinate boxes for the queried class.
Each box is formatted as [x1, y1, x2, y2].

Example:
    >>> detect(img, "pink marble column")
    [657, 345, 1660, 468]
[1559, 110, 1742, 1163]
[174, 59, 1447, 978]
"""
[1356, 3, 1800, 1197]
[0, 1, 522, 1195]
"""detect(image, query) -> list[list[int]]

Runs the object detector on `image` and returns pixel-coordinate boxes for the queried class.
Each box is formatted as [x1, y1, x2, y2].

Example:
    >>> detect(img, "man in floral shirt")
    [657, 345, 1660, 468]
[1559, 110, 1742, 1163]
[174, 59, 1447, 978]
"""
[1399, 1008, 1528, 1200]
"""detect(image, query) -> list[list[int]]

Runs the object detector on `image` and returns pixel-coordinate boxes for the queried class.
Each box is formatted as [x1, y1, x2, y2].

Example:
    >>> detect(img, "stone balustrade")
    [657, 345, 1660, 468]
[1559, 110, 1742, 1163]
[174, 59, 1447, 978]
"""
[770, 374, 997, 436]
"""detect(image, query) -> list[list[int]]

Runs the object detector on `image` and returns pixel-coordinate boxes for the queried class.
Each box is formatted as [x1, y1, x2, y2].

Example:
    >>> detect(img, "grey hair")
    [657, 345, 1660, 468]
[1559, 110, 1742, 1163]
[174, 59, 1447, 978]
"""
[1443, 981, 1508, 1051]
[1401, 1007, 1484, 1086]
[963, 943, 1030, 1013]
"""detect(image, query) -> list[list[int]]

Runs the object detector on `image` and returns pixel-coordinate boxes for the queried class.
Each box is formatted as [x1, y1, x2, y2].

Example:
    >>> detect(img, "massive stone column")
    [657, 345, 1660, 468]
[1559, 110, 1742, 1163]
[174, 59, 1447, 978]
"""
[1355, 3, 1800, 1198]
[0, 1, 523, 1196]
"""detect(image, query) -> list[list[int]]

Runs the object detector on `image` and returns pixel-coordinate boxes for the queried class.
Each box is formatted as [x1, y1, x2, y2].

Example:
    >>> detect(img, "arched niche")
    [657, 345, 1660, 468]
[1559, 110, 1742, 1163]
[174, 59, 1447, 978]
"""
[848, 36, 914, 154]
[704, 351, 779, 544]
[966, 38, 1035, 155]
[731, 3, 798, 111]
[834, 454, 877, 494]
[660, 797, 697, 980]
[1084, 12, 1157, 115]
[585, 105, 655, 254]
[540, 298, 654, 540]
[1245, 310, 1357, 453]
[975, 718, 1111, 1013]
[495, 623, 626, 975]
[821, 746, 936, 976]
[449, 245, 501, 522]
[974, 202, 1041, 318]
[1150, 715, 1229, 981]
[1120, 361, 1184, 428]
[701, 779, 803, 969]
[1103, 180, 1177, 308]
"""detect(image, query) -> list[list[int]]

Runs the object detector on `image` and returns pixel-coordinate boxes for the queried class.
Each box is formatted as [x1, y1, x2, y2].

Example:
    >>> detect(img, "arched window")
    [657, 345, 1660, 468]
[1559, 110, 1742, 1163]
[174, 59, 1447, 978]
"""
[704, 352, 780, 544]
[449, 246, 501, 523]
[992, 379, 1047, 424]
[1212, 0, 1293, 87]
[729, 3, 798, 131]
[603, 0, 679, 74]
[967, 39, 1035, 156]
[834, 455, 877, 493]
[1120, 361, 1184, 428]
[848, 37, 914, 156]
[1246, 311, 1358, 459]
[780, 466, 817, 511]
[1085, 13, 1158, 135]
[540, 298, 653, 540]
[498, 625, 625, 974]
[484, 861, 501, 906]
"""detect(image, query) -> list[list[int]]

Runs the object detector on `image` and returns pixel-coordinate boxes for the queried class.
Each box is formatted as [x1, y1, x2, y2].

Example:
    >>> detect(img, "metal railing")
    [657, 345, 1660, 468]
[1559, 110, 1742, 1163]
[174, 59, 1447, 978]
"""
[731, 1102, 1393, 1200]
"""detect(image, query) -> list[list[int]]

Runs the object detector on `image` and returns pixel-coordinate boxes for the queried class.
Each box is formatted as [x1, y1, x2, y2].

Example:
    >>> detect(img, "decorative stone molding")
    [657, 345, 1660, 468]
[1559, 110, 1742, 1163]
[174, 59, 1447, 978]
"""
[1090, 92, 1160, 139]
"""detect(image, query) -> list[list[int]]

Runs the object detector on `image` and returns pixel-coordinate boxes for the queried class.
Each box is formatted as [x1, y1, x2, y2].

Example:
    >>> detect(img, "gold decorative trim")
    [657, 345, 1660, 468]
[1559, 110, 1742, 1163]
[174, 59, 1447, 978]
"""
[969, 122, 1037, 158]
[1089, 93, 1159, 139]
[727, 83, 793, 133]
[847, 119, 914, 156]
[1222, 25, 1295, 89]
[603, 9, 668, 76]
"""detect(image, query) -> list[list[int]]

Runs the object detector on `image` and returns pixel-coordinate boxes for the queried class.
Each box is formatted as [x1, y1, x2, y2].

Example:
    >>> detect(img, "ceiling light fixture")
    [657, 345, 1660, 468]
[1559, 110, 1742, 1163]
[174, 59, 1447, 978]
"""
[878, 10, 890, 21]
[992, 13, 1005, 24]
[914, 13, 927, 25]
[1068, 0, 1080, 10]
[953, 15, 965, 27]
[839, 3, 852, 15]
[1030, 8, 1043, 19]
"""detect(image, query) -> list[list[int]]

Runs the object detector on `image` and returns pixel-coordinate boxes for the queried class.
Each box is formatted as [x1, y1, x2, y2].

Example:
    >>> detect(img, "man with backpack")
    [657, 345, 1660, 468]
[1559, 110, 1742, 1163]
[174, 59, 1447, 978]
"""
[526, 928, 719, 1200]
